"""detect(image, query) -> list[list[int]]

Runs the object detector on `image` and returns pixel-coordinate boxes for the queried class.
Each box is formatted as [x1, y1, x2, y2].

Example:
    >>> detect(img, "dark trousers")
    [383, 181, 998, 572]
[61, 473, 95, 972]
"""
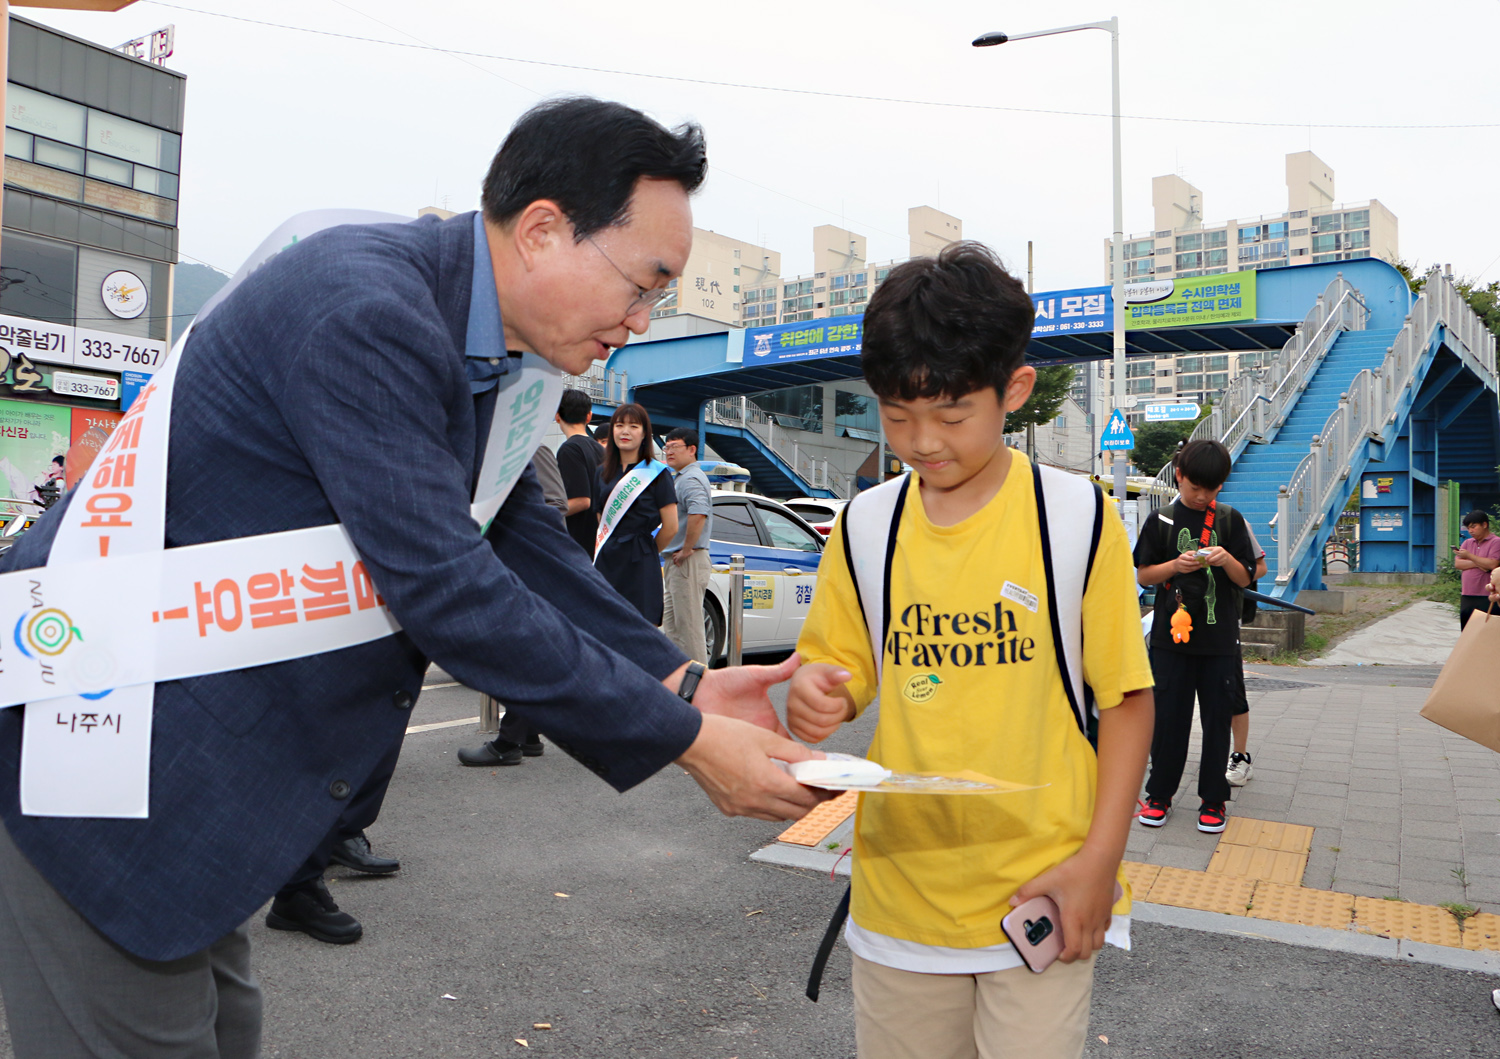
[0, 822, 262, 1058]
[1144, 650, 1237, 806]
[1460, 594, 1492, 629]
[276, 737, 403, 899]
[497, 707, 538, 748]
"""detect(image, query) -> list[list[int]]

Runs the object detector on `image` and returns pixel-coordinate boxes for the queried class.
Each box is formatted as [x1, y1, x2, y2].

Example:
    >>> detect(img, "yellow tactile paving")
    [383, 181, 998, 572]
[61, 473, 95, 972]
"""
[1206, 844, 1309, 885]
[1353, 896, 1463, 947]
[1461, 913, 1500, 952]
[1121, 861, 1161, 899]
[775, 790, 858, 847]
[1143, 865, 1255, 915]
[1117, 857, 1492, 951]
[1246, 882, 1355, 929]
[1219, 817, 1315, 855]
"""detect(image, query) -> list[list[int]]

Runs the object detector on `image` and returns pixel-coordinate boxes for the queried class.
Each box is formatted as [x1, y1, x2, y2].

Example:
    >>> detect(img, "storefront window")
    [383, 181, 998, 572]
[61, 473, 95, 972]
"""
[0, 232, 77, 326]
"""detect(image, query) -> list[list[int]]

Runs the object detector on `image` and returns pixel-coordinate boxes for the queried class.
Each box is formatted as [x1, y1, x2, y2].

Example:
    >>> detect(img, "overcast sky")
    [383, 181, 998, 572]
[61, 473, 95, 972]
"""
[30, 0, 1500, 293]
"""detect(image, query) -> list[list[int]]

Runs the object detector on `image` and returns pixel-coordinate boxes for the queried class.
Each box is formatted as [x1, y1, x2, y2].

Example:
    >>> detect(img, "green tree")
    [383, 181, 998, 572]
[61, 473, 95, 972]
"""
[1005, 365, 1076, 434]
[1392, 257, 1500, 339]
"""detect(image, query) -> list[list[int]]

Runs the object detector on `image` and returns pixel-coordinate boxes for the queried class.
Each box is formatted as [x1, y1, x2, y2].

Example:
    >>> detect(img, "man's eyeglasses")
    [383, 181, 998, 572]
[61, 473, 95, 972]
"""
[587, 237, 672, 316]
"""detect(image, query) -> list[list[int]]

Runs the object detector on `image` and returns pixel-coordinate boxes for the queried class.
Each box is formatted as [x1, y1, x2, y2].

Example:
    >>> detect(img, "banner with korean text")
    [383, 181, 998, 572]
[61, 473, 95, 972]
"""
[744, 315, 862, 364]
[1123, 271, 1257, 330]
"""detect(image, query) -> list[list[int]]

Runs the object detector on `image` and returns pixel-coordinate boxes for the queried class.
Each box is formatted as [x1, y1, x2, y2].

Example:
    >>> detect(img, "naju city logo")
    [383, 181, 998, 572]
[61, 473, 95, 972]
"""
[18, 607, 82, 657]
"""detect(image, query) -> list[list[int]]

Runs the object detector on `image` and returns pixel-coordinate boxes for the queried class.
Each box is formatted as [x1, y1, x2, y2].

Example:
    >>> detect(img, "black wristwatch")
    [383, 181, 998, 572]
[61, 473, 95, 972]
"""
[677, 661, 706, 704]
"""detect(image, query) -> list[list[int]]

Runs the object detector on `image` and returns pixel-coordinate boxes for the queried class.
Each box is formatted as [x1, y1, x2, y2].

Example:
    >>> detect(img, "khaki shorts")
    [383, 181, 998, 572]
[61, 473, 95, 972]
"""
[851, 951, 1094, 1059]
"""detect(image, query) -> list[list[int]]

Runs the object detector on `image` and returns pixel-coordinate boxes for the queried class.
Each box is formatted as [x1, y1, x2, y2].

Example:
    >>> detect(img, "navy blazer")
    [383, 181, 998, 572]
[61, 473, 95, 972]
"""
[0, 212, 700, 961]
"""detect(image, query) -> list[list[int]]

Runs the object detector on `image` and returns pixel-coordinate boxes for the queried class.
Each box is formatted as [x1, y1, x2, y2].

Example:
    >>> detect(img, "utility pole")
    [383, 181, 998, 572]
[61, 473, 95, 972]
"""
[1025, 240, 1036, 461]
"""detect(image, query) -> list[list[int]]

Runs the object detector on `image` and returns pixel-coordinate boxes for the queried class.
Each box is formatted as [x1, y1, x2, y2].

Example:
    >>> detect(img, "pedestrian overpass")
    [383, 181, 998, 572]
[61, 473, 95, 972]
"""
[601, 259, 1498, 599]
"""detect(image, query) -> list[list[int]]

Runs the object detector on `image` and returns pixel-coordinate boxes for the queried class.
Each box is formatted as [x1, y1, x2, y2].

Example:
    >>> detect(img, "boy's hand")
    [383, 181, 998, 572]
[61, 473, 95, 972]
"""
[1200, 546, 1235, 569]
[1172, 551, 1204, 574]
[1010, 847, 1119, 963]
[787, 663, 855, 743]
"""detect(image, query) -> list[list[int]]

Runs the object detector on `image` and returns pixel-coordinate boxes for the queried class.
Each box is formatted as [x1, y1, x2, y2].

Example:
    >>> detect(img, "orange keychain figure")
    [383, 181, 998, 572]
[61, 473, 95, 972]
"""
[1170, 604, 1193, 643]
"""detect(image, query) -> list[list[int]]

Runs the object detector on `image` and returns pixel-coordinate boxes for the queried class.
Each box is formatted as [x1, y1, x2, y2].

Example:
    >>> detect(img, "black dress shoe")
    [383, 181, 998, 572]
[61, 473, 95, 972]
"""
[522, 738, 544, 758]
[329, 831, 400, 875]
[265, 879, 363, 944]
[457, 739, 523, 766]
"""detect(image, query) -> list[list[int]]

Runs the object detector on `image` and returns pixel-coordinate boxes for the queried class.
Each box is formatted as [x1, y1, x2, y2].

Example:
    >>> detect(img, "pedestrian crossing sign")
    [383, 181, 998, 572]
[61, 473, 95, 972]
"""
[1100, 409, 1135, 451]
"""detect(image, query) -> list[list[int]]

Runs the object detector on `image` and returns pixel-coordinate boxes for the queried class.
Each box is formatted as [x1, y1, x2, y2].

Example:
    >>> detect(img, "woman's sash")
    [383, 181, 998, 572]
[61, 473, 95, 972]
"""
[593, 460, 668, 562]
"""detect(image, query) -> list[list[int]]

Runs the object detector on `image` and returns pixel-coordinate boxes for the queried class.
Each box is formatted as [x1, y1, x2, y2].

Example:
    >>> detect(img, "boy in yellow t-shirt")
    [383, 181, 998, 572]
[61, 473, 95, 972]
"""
[788, 243, 1154, 1059]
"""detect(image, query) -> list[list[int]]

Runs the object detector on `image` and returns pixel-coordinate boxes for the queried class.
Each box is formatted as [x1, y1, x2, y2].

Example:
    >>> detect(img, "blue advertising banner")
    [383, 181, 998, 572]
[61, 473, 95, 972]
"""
[1031, 286, 1111, 338]
[120, 370, 152, 413]
[744, 315, 862, 364]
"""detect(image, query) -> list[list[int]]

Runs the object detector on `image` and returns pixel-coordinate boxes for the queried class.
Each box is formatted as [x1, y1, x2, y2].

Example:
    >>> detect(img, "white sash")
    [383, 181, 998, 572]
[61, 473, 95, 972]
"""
[0, 211, 561, 818]
[593, 460, 668, 561]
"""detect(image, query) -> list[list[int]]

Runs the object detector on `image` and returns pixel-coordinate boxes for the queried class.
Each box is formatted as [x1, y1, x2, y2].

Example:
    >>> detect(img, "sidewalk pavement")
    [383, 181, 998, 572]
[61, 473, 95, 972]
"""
[1310, 599, 1461, 666]
[754, 659, 1500, 961]
[1125, 662, 1500, 910]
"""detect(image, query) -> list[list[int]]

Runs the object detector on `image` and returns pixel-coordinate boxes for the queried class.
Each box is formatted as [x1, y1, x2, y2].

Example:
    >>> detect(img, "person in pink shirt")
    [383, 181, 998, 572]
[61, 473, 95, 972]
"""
[1454, 510, 1500, 628]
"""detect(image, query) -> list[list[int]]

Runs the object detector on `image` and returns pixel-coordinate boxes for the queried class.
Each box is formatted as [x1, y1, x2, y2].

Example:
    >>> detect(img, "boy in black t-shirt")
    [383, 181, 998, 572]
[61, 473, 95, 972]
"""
[1133, 439, 1256, 833]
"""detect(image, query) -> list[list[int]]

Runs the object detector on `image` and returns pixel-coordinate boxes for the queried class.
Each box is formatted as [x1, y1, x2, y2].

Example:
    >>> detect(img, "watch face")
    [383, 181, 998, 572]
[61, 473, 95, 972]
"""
[101, 270, 149, 320]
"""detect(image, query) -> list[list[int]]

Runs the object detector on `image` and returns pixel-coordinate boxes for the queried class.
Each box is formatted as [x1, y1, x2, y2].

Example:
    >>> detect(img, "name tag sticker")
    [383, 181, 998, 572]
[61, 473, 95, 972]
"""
[1001, 581, 1039, 613]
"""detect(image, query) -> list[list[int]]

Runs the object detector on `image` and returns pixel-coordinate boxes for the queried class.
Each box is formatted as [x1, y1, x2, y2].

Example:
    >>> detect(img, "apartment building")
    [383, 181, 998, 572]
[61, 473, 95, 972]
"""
[1081, 151, 1400, 429]
[1104, 151, 1398, 283]
[703, 205, 962, 328]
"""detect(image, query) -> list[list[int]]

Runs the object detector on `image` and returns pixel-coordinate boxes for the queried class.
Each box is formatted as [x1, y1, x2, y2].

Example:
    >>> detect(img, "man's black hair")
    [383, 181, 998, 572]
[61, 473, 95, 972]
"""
[1463, 509, 1491, 527]
[664, 427, 699, 452]
[558, 388, 593, 425]
[1175, 438, 1232, 490]
[482, 98, 707, 242]
[859, 241, 1034, 402]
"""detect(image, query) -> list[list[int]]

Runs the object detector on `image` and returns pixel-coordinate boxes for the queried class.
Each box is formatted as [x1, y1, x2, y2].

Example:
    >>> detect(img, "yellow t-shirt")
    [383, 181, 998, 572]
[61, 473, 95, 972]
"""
[798, 453, 1153, 948]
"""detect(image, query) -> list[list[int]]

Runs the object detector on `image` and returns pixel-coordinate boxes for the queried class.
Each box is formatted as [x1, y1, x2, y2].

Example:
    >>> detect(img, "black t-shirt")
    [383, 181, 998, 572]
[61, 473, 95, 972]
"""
[1134, 499, 1256, 656]
[557, 432, 603, 556]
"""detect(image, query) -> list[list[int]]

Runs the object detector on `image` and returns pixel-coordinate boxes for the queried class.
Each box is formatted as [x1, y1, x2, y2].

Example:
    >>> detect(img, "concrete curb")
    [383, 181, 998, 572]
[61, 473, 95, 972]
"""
[1133, 901, 1500, 975]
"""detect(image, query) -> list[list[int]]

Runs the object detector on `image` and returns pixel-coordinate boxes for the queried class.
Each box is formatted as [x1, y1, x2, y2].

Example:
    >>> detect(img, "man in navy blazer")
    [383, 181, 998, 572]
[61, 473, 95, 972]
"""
[0, 98, 823, 1057]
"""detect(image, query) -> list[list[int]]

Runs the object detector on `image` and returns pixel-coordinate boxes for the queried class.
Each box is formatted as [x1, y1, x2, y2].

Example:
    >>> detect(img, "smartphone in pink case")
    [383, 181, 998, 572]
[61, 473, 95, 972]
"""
[1000, 883, 1125, 974]
[1000, 896, 1064, 973]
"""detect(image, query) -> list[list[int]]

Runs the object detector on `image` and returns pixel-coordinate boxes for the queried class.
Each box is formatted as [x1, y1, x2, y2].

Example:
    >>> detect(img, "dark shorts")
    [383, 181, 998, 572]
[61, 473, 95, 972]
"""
[1460, 595, 1492, 630]
[1231, 659, 1249, 716]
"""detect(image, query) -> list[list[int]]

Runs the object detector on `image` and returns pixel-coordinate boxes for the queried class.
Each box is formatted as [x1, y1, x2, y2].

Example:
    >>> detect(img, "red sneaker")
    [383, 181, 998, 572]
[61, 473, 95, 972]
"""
[1139, 797, 1171, 827]
[1198, 801, 1228, 833]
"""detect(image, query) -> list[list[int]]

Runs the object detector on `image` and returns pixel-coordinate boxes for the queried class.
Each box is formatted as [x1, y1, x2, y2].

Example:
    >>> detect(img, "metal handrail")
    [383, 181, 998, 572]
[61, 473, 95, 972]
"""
[561, 363, 629, 406]
[705, 396, 854, 498]
[1146, 273, 1366, 512]
[1274, 267, 1498, 586]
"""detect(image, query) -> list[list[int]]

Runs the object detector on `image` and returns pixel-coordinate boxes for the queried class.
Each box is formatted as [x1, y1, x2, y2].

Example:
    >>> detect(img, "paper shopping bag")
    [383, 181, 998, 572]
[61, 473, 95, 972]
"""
[1420, 605, 1500, 753]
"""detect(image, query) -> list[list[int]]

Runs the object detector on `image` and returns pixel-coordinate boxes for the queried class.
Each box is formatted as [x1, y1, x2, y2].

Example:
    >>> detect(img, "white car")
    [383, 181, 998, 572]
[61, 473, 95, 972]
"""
[702, 490, 825, 662]
[782, 497, 847, 538]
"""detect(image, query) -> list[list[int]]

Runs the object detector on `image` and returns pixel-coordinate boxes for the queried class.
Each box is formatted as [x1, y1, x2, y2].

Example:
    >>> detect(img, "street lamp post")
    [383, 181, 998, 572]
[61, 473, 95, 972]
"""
[974, 17, 1128, 501]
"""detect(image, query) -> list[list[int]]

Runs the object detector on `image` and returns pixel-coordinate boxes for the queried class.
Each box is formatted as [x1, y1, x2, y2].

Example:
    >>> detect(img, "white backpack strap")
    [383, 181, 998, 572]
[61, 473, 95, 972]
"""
[1033, 464, 1104, 735]
[839, 473, 911, 687]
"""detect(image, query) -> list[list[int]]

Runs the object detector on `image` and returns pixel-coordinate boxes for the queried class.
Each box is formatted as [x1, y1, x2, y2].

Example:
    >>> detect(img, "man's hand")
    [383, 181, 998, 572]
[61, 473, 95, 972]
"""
[1009, 846, 1119, 964]
[787, 663, 855, 743]
[677, 653, 801, 736]
[677, 713, 829, 821]
[672, 548, 689, 566]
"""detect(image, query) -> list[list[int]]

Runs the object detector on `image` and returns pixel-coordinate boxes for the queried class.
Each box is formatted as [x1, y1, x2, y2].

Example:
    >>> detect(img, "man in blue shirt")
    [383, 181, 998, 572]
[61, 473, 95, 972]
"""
[661, 428, 715, 662]
[0, 97, 824, 1055]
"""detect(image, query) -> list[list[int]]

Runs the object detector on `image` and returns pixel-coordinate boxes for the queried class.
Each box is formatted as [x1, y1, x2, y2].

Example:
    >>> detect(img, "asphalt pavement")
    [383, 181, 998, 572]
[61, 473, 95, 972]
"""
[2, 659, 1499, 1057]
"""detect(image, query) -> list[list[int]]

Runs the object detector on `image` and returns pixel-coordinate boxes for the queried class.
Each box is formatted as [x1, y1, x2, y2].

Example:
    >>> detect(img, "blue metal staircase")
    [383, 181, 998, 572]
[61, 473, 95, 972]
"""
[1220, 328, 1400, 577]
[701, 426, 819, 499]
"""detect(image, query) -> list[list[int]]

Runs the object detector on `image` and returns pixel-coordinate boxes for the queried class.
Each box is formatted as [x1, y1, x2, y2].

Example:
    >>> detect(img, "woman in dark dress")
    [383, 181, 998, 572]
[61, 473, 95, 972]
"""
[594, 403, 678, 625]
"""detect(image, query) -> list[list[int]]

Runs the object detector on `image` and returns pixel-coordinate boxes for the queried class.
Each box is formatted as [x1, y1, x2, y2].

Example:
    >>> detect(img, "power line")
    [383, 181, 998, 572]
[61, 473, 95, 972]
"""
[143, 0, 1500, 131]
